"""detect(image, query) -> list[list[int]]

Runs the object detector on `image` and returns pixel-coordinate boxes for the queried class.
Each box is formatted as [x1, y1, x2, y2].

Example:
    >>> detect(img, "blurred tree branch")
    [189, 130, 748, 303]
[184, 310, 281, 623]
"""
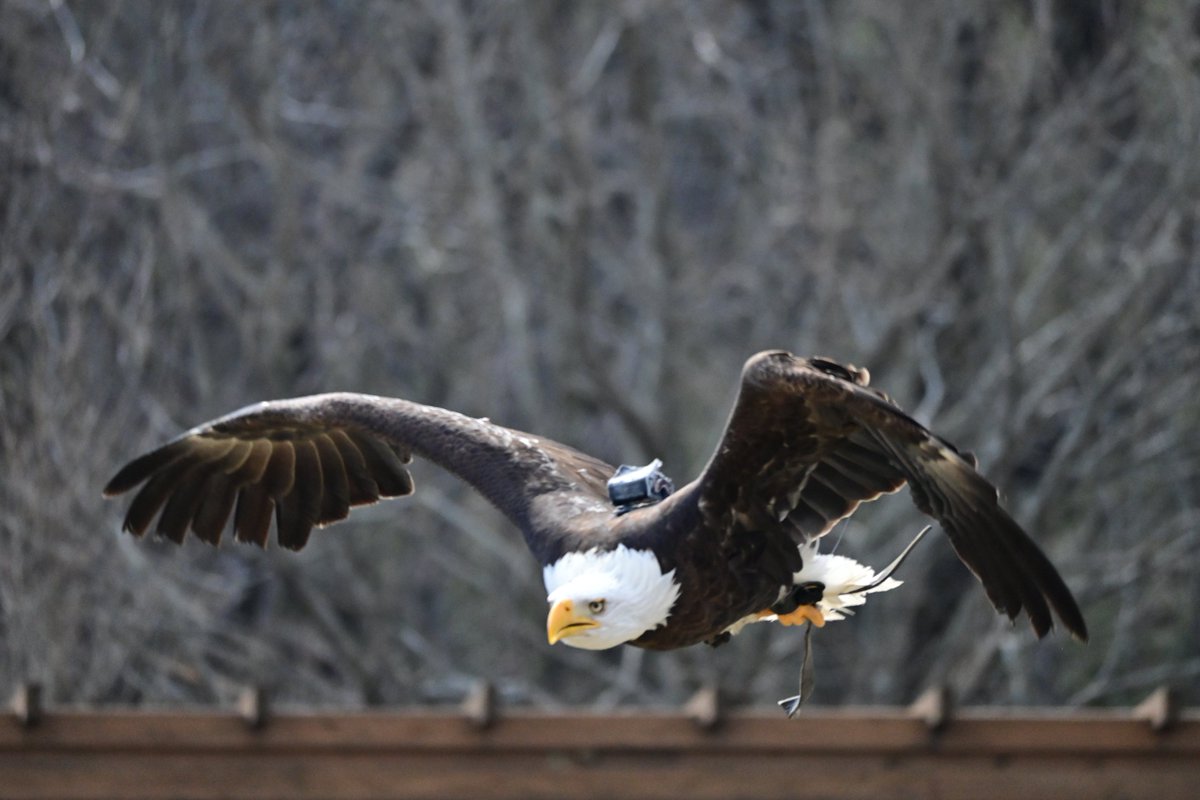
[1, 0, 1197, 710]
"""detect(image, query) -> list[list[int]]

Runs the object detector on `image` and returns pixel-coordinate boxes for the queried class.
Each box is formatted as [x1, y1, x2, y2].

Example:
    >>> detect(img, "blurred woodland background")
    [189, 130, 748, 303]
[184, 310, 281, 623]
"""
[1, 0, 1198, 712]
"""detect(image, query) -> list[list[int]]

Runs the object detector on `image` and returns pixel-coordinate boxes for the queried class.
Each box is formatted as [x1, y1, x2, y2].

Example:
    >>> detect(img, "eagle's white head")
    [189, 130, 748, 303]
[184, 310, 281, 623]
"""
[542, 544, 681, 650]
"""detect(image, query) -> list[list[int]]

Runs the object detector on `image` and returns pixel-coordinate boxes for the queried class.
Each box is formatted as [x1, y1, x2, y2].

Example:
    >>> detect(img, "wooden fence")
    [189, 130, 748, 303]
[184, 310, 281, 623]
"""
[1, 685, 1196, 800]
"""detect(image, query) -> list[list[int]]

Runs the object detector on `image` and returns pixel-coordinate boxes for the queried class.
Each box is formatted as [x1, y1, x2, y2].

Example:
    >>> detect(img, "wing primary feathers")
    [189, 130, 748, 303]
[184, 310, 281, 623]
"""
[186, 440, 256, 545]
[137, 440, 243, 541]
[274, 487, 305, 551]
[989, 514, 1054, 637]
[122, 456, 198, 536]
[234, 484, 274, 548]
[327, 428, 380, 506]
[345, 428, 414, 498]
[261, 440, 297, 499]
[989, 510, 1088, 640]
[190, 473, 239, 546]
[278, 439, 323, 550]
[312, 433, 351, 525]
[865, 430, 1026, 620]
[863, 426, 1085, 639]
[103, 439, 193, 497]
[155, 465, 211, 544]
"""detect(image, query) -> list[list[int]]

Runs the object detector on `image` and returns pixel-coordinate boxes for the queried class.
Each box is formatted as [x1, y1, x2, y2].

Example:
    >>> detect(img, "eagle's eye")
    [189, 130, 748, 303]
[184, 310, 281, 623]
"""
[588, 599, 606, 614]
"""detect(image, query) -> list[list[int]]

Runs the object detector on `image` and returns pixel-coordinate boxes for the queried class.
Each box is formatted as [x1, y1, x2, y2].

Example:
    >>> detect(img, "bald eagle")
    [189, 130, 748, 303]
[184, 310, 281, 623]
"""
[105, 351, 1087, 700]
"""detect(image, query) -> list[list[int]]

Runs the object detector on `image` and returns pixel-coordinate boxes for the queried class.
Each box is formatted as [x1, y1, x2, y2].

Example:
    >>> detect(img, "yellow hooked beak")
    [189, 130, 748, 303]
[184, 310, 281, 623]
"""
[546, 599, 600, 644]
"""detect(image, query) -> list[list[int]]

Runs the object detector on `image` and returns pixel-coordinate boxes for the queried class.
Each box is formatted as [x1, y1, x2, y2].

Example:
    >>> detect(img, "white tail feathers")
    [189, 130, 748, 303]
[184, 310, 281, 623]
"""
[793, 525, 931, 621]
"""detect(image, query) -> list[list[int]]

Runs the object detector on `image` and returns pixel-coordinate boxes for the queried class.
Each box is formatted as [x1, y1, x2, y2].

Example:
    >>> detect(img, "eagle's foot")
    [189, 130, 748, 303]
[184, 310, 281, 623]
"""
[774, 604, 825, 628]
[770, 581, 824, 615]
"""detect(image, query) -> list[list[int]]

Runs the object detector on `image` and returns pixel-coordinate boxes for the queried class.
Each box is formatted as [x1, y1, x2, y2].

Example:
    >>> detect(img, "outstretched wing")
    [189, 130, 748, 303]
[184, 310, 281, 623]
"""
[690, 350, 1087, 640]
[104, 393, 615, 558]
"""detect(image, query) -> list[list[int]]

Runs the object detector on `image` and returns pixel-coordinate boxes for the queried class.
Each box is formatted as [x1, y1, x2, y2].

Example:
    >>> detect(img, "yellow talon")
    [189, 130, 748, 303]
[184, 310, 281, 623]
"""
[775, 605, 825, 628]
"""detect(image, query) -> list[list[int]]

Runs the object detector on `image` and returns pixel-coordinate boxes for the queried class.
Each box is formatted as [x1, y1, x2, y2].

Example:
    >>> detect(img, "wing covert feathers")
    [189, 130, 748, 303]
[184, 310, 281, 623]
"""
[105, 393, 614, 555]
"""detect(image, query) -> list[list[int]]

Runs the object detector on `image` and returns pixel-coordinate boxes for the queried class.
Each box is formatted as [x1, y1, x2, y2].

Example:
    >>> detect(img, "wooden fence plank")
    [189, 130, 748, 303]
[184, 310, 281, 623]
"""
[4, 708, 1198, 753]
[3, 750, 1199, 800]
[2, 707, 1197, 800]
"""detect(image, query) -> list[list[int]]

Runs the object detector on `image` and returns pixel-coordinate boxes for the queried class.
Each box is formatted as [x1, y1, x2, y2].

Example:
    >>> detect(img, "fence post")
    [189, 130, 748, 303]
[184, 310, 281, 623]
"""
[10, 683, 42, 728]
